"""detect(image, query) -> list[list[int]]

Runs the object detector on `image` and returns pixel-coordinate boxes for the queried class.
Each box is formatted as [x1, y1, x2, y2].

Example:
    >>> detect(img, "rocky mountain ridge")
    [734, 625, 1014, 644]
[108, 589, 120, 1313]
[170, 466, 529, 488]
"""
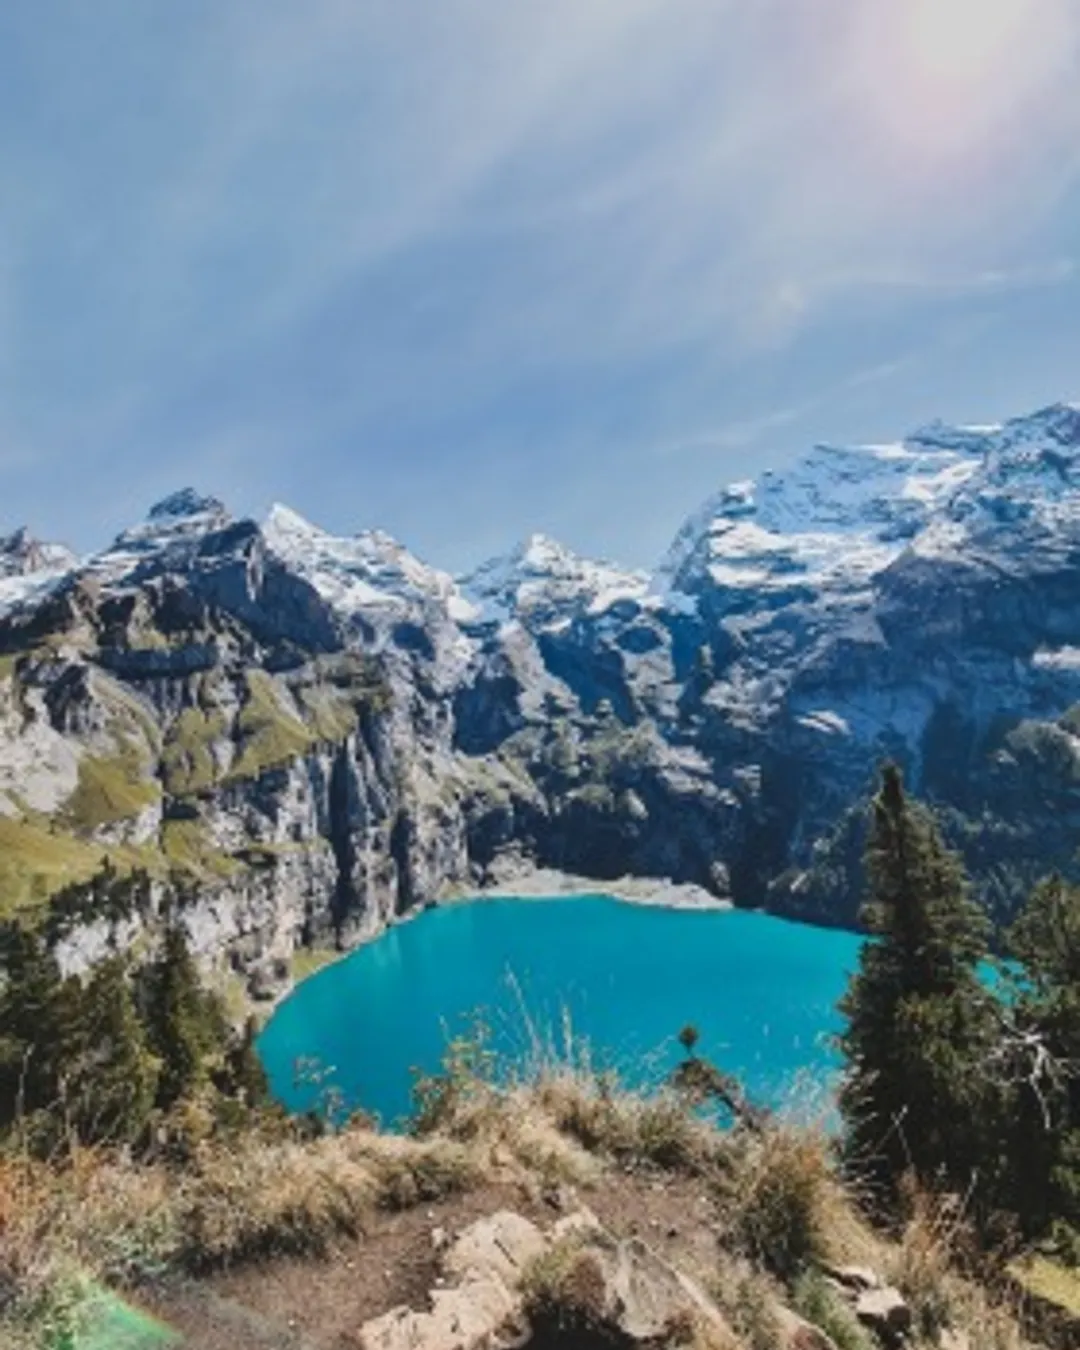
[4, 402, 1080, 994]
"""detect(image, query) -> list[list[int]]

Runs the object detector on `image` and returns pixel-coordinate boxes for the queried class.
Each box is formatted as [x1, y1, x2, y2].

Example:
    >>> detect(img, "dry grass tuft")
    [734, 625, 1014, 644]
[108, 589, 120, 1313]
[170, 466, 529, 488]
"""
[882, 1182, 975, 1340]
[709, 1255, 785, 1350]
[877, 1183, 1031, 1350]
[0, 1116, 485, 1344]
[525, 1069, 720, 1176]
[521, 1235, 610, 1334]
[714, 1123, 842, 1280]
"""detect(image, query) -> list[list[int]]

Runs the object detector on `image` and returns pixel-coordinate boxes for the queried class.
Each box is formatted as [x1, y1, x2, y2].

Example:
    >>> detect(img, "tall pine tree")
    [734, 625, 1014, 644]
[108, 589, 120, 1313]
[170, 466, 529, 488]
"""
[67, 954, 160, 1145]
[144, 924, 224, 1109]
[838, 764, 996, 1198]
[0, 923, 75, 1129]
[1004, 876, 1080, 1249]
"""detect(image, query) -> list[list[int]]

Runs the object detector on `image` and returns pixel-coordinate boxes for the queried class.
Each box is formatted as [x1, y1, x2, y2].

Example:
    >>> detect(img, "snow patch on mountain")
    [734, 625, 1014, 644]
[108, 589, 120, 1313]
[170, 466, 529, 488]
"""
[263, 504, 479, 681]
[0, 528, 78, 619]
[461, 533, 651, 629]
[659, 403, 1080, 606]
[264, 503, 472, 618]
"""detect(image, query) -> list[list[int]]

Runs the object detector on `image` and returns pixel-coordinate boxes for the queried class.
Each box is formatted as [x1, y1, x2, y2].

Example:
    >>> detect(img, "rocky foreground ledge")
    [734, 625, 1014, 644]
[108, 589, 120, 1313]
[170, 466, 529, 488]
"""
[25, 1071, 1052, 1350]
[359, 1206, 912, 1350]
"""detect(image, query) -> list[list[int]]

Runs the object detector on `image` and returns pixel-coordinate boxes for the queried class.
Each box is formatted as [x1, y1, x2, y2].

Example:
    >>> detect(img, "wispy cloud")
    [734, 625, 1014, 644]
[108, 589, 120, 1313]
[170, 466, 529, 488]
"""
[652, 354, 923, 458]
[0, 1, 1078, 564]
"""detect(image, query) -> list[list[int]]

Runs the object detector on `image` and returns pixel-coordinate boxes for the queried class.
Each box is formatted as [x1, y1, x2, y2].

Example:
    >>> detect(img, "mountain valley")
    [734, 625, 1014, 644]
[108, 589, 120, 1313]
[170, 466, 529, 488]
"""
[4, 403, 1080, 996]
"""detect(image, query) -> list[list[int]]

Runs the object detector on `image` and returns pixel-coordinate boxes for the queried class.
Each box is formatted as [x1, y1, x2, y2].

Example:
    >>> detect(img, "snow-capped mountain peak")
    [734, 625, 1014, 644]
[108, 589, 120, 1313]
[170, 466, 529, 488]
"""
[263, 502, 477, 629]
[659, 403, 1080, 605]
[147, 488, 229, 523]
[0, 527, 76, 579]
[0, 528, 78, 619]
[461, 533, 650, 628]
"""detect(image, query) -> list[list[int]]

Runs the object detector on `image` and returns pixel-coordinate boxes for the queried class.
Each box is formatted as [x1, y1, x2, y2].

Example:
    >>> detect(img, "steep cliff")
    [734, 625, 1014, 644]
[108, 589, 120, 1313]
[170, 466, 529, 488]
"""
[4, 405, 1080, 989]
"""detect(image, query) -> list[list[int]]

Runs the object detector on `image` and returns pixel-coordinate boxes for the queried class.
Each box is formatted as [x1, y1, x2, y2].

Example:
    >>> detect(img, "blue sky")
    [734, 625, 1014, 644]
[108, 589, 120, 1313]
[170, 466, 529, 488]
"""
[1, 1, 1078, 572]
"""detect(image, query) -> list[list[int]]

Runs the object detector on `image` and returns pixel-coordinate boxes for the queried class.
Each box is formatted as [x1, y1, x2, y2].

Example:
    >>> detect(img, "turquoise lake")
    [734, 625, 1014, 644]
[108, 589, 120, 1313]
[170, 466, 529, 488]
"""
[257, 896, 865, 1127]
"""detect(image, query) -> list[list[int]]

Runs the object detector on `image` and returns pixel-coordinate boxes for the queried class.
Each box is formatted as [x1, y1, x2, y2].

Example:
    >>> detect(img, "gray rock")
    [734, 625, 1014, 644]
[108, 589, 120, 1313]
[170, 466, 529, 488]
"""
[822, 1263, 883, 1293]
[855, 1286, 912, 1345]
[358, 1276, 525, 1350]
[542, 1229, 735, 1346]
[441, 1211, 548, 1288]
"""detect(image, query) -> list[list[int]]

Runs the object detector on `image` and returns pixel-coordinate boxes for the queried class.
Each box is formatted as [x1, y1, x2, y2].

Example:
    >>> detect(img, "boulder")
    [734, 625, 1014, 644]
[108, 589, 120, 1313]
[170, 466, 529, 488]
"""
[441, 1211, 548, 1288]
[357, 1277, 525, 1350]
[821, 1263, 882, 1293]
[359, 1209, 739, 1350]
[534, 1229, 737, 1347]
[855, 1285, 912, 1346]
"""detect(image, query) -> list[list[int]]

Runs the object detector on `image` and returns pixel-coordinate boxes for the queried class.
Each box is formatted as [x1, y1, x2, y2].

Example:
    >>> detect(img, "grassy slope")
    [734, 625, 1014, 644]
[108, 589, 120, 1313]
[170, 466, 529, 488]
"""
[0, 1063, 1048, 1350]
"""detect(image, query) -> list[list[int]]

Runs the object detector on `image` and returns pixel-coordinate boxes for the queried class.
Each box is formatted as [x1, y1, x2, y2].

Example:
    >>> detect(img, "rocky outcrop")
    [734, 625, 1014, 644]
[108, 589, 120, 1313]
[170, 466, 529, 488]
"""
[358, 1209, 739, 1350]
[5, 402, 1080, 984]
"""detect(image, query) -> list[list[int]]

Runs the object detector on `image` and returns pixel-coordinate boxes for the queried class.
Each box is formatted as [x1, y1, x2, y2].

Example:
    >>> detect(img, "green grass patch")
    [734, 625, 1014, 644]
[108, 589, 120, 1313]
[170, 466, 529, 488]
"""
[226, 671, 315, 782]
[160, 817, 241, 880]
[1010, 1256, 1080, 1317]
[0, 817, 117, 918]
[161, 707, 229, 796]
[295, 684, 359, 743]
[62, 750, 161, 833]
[291, 946, 341, 982]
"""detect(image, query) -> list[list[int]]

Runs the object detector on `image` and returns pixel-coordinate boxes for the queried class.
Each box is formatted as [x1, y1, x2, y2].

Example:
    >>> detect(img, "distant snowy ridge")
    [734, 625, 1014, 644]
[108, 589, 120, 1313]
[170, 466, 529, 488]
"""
[0, 527, 78, 620]
[3, 401, 1079, 634]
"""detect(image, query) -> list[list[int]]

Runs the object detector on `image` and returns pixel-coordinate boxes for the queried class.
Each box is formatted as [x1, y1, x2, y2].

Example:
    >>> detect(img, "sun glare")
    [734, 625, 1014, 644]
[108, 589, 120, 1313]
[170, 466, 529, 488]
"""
[902, 0, 1029, 88]
[850, 0, 1075, 164]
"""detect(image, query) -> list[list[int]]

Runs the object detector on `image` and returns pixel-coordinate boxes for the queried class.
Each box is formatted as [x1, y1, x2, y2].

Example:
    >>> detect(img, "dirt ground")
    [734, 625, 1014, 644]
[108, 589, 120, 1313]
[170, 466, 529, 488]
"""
[136, 1167, 723, 1350]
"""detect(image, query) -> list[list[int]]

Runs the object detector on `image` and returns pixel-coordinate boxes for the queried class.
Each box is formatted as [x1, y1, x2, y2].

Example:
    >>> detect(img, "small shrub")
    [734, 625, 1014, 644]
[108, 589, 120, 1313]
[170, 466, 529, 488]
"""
[633, 1097, 703, 1171]
[791, 1270, 874, 1350]
[375, 1140, 478, 1211]
[411, 1019, 498, 1139]
[533, 1072, 713, 1175]
[678, 1025, 701, 1057]
[522, 1238, 609, 1335]
[718, 1126, 836, 1279]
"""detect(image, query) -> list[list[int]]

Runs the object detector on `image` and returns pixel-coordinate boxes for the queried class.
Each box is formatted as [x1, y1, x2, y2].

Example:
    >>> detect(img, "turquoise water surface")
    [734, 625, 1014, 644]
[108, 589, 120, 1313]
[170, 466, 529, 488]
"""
[258, 896, 864, 1127]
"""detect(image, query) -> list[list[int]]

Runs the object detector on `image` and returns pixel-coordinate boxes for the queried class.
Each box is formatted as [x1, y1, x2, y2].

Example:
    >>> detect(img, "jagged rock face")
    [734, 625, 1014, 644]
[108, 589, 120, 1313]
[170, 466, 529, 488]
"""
[4, 402, 1080, 982]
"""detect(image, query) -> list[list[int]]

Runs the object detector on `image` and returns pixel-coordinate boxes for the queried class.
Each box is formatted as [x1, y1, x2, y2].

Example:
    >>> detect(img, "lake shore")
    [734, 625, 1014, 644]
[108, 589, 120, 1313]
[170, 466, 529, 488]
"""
[437, 862, 733, 912]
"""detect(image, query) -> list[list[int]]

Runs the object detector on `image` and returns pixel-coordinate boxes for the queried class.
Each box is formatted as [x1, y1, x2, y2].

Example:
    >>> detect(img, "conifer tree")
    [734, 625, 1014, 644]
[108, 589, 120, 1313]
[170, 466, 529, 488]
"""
[838, 764, 995, 1196]
[144, 924, 222, 1109]
[224, 1015, 271, 1107]
[68, 954, 160, 1144]
[1004, 876, 1080, 1246]
[0, 923, 71, 1126]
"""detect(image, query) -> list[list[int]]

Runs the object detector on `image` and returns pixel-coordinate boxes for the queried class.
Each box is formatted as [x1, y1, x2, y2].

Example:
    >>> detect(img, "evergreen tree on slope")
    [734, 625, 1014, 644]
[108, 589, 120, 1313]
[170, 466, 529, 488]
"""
[839, 764, 996, 1198]
[68, 954, 160, 1145]
[1005, 875, 1080, 1249]
[144, 923, 225, 1110]
[0, 923, 72, 1128]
